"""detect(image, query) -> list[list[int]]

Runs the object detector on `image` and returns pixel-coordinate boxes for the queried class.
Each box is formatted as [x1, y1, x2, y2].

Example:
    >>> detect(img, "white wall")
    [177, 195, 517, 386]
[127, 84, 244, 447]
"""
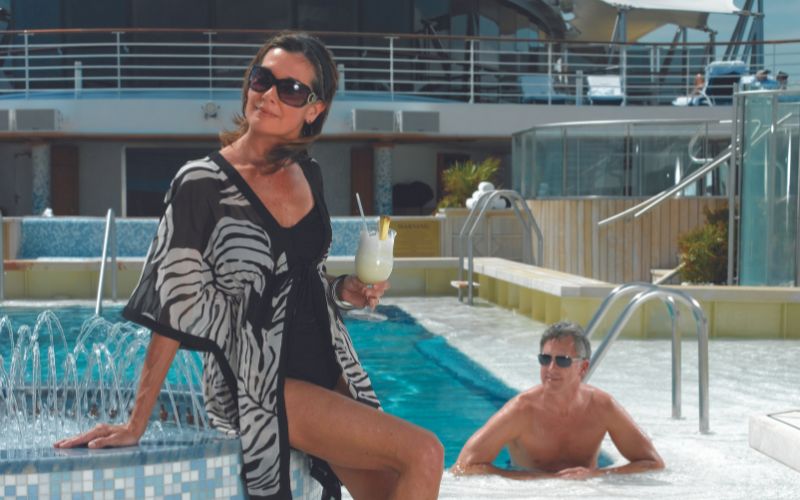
[0, 144, 33, 216]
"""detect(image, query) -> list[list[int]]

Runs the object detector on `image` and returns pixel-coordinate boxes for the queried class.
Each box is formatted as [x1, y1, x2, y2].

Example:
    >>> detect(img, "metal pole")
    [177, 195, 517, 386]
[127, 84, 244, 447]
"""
[114, 32, 122, 93]
[728, 88, 740, 285]
[111, 212, 117, 301]
[469, 40, 475, 103]
[547, 42, 552, 105]
[0, 212, 4, 302]
[669, 298, 682, 419]
[621, 47, 627, 106]
[23, 31, 29, 98]
[388, 37, 395, 98]
[74, 61, 82, 98]
[206, 31, 214, 100]
[95, 209, 114, 316]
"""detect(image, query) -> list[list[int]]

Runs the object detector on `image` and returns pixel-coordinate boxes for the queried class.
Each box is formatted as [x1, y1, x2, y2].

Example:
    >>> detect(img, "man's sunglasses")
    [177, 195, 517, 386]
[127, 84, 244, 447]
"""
[537, 353, 585, 368]
[248, 66, 319, 107]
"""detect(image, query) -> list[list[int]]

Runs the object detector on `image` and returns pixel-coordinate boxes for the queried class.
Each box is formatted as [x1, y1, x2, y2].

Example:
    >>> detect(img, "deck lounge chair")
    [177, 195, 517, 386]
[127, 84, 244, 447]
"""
[703, 60, 747, 105]
[518, 74, 569, 104]
[587, 75, 623, 105]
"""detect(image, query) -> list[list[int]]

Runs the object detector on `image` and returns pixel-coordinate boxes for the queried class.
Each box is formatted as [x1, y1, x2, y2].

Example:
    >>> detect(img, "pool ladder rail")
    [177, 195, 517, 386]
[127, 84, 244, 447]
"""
[584, 282, 710, 434]
[454, 189, 544, 305]
[95, 208, 119, 315]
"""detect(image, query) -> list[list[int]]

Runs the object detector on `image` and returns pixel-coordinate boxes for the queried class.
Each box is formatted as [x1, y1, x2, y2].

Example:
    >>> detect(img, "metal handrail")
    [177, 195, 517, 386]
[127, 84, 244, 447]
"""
[0, 212, 4, 302]
[653, 263, 685, 285]
[456, 190, 543, 305]
[2, 29, 799, 105]
[598, 147, 732, 226]
[95, 209, 118, 315]
[598, 110, 795, 226]
[584, 284, 710, 433]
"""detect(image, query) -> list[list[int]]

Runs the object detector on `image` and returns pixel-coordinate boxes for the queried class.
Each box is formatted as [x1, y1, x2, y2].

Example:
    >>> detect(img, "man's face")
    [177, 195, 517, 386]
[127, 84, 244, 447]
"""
[539, 337, 588, 390]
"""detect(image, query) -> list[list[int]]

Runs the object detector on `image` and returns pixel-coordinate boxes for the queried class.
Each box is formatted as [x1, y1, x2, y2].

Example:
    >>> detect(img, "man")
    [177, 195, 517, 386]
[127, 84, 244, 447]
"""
[776, 71, 788, 90]
[453, 321, 664, 479]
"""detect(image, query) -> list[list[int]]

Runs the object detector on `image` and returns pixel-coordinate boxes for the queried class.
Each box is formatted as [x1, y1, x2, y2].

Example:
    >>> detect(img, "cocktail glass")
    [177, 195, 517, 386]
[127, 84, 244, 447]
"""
[348, 228, 395, 322]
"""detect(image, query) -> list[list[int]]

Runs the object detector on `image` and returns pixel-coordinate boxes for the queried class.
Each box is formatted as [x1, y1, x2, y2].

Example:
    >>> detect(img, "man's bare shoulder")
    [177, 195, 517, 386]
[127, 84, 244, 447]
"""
[508, 387, 545, 412]
[581, 385, 627, 420]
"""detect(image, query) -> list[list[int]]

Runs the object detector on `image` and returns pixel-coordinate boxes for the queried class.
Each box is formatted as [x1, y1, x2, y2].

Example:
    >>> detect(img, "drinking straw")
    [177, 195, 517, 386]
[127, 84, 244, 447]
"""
[355, 193, 369, 234]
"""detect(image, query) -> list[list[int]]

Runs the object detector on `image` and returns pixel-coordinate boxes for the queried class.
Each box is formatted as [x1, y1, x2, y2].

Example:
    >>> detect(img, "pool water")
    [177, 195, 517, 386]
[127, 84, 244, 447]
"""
[0, 304, 524, 468]
[0, 304, 616, 468]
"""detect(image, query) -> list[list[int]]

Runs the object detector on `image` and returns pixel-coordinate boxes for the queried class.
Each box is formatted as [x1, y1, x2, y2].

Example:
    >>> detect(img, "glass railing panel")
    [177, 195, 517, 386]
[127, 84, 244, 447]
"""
[738, 93, 798, 286]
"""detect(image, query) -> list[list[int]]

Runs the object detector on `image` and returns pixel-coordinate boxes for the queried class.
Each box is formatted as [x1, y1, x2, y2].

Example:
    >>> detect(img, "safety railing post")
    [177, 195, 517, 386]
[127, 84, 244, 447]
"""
[74, 61, 82, 98]
[469, 39, 475, 103]
[114, 32, 122, 94]
[621, 46, 627, 106]
[23, 31, 30, 98]
[547, 42, 553, 105]
[388, 36, 395, 98]
[0, 212, 4, 302]
[206, 31, 214, 99]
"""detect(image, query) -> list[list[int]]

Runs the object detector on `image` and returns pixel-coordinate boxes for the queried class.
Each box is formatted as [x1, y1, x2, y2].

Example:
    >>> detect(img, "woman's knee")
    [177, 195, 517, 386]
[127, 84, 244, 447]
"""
[406, 429, 444, 474]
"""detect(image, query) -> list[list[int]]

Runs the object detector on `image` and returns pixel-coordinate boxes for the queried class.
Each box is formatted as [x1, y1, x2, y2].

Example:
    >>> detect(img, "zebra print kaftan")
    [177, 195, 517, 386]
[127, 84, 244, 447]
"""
[123, 152, 380, 499]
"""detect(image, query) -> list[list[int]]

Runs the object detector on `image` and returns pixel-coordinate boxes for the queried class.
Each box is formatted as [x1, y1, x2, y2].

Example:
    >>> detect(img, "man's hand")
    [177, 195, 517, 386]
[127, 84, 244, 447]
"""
[555, 466, 601, 480]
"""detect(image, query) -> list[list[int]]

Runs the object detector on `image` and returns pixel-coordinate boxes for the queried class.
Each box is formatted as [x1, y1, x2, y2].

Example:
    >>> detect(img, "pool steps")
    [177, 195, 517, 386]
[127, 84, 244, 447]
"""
[750, 410, 800, 473]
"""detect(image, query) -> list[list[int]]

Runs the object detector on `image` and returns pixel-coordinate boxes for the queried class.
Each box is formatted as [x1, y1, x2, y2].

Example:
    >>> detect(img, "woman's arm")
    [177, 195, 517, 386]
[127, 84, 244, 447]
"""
[54, 332, 180, 449]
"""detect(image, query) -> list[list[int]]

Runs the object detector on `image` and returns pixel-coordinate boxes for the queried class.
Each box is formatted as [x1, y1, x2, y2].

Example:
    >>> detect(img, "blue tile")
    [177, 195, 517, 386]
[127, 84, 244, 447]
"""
[4, 486, 14, 497]
[114, 489, 125, 500]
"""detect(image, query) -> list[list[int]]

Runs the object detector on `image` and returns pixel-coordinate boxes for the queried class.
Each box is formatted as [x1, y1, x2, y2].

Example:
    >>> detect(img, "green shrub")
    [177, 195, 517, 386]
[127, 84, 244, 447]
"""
[677, 206, 729, 284]
[437, 157, 500, 209]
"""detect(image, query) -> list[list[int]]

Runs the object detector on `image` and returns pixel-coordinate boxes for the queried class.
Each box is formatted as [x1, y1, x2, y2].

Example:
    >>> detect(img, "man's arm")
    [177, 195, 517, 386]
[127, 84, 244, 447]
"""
[601, 395, 665, 475]
[453, 397, 555, 480]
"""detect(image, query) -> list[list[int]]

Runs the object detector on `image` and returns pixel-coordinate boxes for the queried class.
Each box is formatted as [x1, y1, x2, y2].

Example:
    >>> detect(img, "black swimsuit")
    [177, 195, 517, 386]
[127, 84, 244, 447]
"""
[284, 204, 342, 389]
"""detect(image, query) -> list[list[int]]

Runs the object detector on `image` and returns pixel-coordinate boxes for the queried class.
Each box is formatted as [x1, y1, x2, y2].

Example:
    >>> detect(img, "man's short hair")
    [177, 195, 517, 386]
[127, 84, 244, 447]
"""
[539, 321, 591, 360]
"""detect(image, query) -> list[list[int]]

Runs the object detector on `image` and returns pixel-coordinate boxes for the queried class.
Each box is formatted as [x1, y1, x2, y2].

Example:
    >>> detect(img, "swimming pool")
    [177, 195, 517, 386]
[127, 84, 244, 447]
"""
[4, 298, 798, 498]
[389, 297, 800, 499]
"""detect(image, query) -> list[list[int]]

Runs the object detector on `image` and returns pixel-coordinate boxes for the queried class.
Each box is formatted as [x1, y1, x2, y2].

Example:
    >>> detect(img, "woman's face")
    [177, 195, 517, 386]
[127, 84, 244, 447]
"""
[245, 47, 326, 140]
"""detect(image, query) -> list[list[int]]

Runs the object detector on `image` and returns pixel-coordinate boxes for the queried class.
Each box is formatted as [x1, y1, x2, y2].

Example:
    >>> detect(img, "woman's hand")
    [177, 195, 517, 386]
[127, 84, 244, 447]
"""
[338, 274, 389, 309]
[54, 422, 143, 449]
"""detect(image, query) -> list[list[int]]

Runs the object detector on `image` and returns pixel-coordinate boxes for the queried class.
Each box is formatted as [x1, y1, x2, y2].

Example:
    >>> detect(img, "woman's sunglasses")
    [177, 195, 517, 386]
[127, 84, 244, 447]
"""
[537, 353, 585, 368]
[248, 66, 318, 108]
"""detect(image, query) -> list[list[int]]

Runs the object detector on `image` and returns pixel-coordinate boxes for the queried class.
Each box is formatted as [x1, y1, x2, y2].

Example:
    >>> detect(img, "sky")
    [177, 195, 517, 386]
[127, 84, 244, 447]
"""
[641, 0, 798, 43]
[639, 0, 800, 74]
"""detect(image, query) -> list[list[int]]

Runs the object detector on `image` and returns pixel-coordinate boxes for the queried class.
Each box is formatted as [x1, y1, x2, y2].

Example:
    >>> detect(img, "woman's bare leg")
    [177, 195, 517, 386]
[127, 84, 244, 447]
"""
[285, 378, 443, 500]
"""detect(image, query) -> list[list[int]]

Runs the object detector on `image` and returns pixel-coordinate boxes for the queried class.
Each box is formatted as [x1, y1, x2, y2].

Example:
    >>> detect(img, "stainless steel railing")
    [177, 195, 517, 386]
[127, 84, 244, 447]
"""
[584, 283, 710, 433]
[95, 208, 118, 315]
[456, 190, 543, 305]
[597, 109, 795, 226]
[1, 29, 798, 105]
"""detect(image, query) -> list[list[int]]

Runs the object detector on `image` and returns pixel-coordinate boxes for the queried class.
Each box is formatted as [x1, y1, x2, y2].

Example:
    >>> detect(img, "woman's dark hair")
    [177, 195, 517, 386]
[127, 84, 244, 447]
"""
[220, 32, 338, 169]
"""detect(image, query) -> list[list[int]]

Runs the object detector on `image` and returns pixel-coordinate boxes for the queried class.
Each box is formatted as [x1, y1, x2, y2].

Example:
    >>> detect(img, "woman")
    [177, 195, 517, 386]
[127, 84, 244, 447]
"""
[55, 32, 444, 500]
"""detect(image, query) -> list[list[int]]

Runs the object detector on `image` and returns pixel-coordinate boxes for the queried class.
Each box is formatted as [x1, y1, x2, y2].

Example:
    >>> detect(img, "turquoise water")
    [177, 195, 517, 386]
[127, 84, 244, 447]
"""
[0, 305, 611, 468]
